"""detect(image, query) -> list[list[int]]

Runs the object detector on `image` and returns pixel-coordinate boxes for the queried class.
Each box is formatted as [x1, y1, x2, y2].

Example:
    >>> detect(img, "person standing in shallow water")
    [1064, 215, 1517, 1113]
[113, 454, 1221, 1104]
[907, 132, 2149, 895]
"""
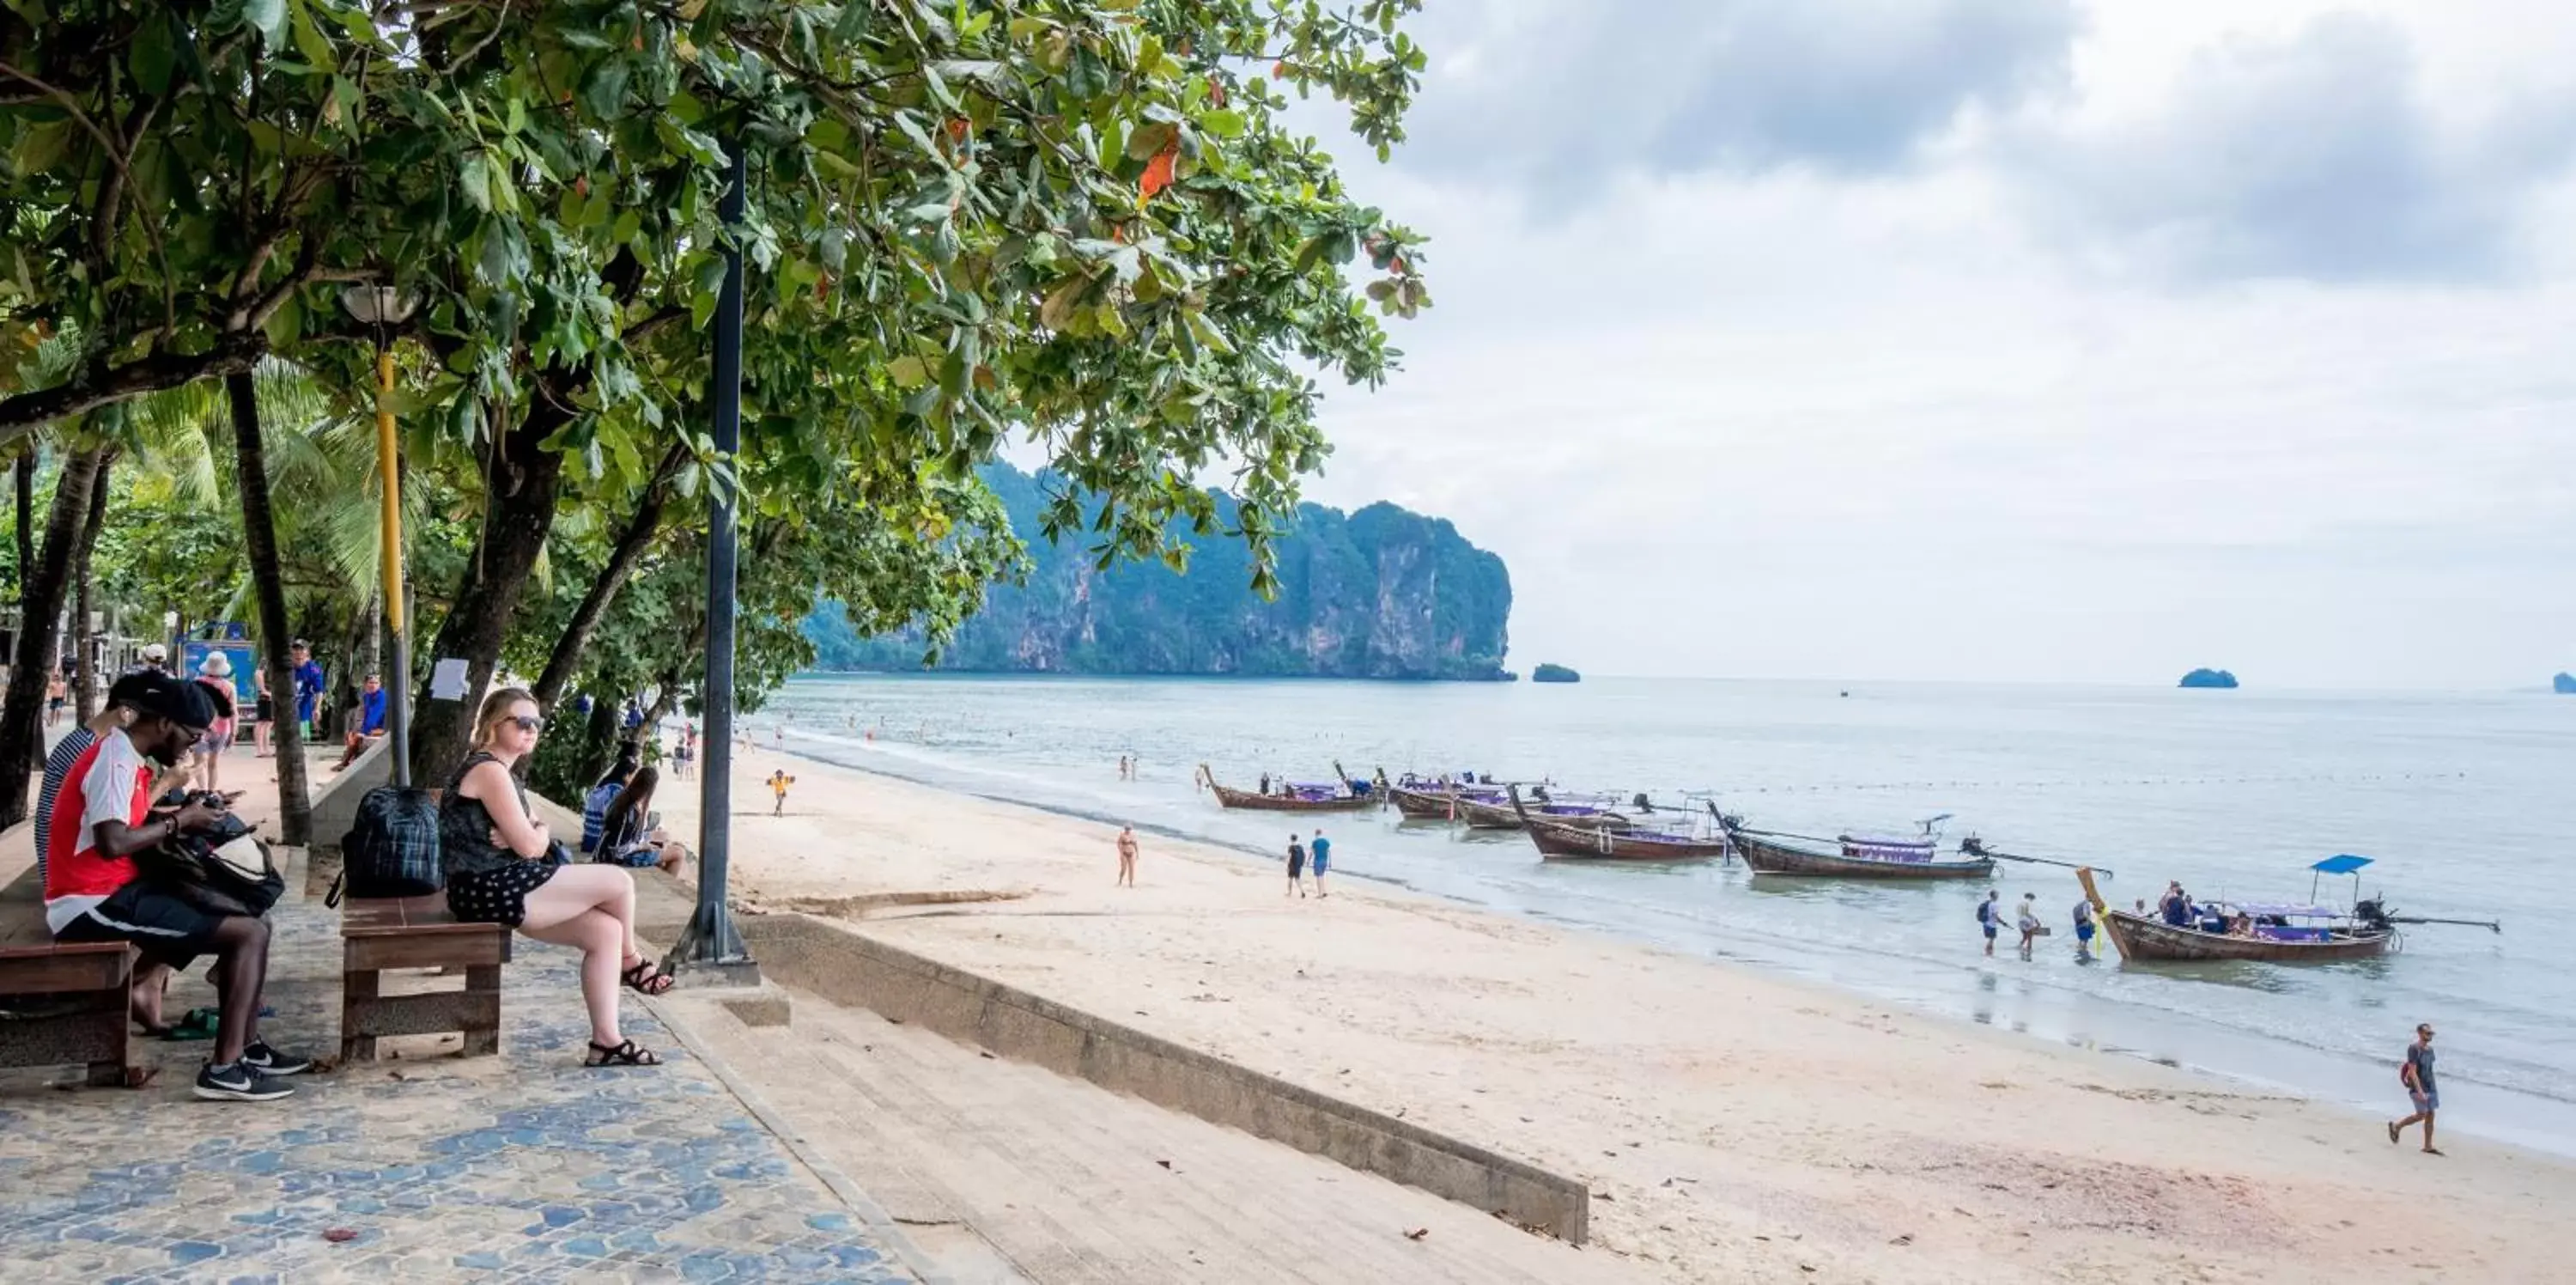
[2015, 892, 2043, 961]
[2391, 1023, 2442, 1155]
[1115, 825, 1139, 887]
[1978, 889, 2002, 957]
[1285, 833, 1307, 898]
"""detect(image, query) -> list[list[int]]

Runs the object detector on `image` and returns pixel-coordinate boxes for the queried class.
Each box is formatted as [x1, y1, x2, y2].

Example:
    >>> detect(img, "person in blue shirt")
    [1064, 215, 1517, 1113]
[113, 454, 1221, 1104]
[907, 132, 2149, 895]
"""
[337, 674, 390, 769]
[289, 640, 325, 740]
[1309, 827, 1333, 898]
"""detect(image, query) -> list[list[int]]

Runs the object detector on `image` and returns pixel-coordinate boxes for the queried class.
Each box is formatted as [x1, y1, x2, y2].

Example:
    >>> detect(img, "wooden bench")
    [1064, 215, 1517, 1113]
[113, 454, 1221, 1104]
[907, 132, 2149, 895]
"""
[0, 888, 137, 1087]
[340, 894, 509, 1062]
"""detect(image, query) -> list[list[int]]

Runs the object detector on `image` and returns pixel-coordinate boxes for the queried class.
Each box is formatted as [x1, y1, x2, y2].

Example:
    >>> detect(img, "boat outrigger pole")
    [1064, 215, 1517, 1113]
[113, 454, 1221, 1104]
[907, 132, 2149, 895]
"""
[1959, 837, 2110, 877]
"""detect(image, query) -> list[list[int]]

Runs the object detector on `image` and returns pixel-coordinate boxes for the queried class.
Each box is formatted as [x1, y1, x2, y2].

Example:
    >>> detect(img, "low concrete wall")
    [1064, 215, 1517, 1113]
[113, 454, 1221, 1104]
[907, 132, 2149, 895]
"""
[738, 913, 1592, 1244]
[307, 736, 393, 857]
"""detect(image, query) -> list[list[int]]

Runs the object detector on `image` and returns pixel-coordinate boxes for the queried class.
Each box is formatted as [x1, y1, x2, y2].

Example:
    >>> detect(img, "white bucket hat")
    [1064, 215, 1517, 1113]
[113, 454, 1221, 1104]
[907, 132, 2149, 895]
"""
[198, 651, 233, 678]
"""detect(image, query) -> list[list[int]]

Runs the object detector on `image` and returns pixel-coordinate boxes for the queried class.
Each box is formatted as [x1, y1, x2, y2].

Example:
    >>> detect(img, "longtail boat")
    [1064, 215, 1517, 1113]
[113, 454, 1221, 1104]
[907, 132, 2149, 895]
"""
[1197, 763, 1377, 813]
[2075, 858, 2494, 965]
[1716, 810, 1994, 879]
[1512, 787, 1730, 861]
[1377, 770, 1509, 821]
[1455, 789, 1631, 831]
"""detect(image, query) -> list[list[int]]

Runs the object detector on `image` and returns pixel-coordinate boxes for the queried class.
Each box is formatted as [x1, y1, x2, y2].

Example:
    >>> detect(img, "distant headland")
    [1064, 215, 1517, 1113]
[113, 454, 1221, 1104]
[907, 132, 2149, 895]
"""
[1531, 663, 1581, 684]
[2555, 672, 2576, 694]
[2178, 668, 2239, 690]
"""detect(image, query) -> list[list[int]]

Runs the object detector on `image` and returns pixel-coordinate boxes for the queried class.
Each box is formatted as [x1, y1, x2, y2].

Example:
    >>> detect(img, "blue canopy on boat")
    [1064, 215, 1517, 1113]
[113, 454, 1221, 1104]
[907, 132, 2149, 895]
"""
[2311, 854, 2373, 875]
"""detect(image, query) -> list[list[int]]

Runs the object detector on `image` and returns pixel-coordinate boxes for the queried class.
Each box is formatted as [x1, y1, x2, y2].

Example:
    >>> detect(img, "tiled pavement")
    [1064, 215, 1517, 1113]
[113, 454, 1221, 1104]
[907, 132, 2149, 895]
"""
[0, 884, 920, 1283]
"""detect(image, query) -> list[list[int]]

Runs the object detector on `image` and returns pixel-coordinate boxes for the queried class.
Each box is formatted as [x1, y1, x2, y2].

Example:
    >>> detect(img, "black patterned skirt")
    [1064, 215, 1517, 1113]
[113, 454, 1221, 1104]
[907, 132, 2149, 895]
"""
[446, 861, 558, 928]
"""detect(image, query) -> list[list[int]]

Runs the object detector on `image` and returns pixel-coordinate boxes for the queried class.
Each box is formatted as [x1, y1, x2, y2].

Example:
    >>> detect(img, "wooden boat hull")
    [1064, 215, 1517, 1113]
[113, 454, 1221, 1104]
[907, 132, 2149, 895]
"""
[1387, 784, 1500, 820]
[1730, 831, 1993, 879]
[2101, 911, 2392, 963]
[1455, 795, 1630, 831]
[1527, 821, 1732, 862]
[1199, 764, 1376, 813]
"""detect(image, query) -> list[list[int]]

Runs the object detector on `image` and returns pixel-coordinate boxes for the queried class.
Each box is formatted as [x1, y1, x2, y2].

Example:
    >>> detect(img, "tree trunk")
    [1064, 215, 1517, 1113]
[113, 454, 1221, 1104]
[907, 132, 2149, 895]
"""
[406, 403, 568, 783]
[225, 372, 313, 846]
[531, 442, 686, 709]
[0, 445, 109, 828]
[13, 450, 33, 608]
[69, 451, 114, 722]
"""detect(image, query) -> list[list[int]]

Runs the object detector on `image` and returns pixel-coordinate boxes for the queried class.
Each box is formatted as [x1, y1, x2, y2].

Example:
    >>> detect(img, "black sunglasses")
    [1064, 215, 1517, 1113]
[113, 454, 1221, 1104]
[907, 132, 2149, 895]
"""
[505, 716, 544, 734]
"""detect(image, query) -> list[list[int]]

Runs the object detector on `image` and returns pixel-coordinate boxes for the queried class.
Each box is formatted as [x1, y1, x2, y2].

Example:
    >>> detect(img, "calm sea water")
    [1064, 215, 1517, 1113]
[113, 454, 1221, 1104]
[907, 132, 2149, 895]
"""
[753, 674, 2576, 1154]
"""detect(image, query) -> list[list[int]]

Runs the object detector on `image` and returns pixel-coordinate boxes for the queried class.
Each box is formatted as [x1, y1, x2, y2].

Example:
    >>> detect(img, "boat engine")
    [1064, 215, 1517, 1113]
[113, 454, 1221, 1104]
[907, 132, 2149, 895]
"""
[2354, 898, 2395, 932]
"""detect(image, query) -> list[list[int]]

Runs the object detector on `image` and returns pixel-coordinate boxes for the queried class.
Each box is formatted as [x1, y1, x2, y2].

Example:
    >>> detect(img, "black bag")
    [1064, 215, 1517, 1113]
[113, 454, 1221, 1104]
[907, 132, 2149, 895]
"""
[329, 786, 444, 906]
[139, 812, 284, 917]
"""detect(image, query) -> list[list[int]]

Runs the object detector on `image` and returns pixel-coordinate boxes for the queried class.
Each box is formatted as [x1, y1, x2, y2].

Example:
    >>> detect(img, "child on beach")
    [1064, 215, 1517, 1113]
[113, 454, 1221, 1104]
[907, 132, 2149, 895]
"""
[1285, 834, 1307, 898]
[768, 769, 795, 816]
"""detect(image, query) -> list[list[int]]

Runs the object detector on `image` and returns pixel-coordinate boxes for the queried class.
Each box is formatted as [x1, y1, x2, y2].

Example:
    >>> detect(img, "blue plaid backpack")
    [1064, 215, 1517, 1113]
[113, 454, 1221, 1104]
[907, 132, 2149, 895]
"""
[327, 786, 444, 904]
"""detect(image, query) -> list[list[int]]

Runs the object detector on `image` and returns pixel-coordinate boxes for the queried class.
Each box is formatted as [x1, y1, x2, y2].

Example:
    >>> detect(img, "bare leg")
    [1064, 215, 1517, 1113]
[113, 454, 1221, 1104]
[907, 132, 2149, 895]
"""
[521, 864, 645, 962]
[2421, 1111, 2439, 1154]
[205, 916, 271, 1066]
[130, 962, 173, 1030]
[520, 909, 626, 1047]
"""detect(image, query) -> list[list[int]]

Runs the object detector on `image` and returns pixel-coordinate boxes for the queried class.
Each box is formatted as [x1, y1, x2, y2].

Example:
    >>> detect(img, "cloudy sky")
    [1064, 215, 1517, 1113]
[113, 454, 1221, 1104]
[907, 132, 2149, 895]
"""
[1285, 0, 2576, 687]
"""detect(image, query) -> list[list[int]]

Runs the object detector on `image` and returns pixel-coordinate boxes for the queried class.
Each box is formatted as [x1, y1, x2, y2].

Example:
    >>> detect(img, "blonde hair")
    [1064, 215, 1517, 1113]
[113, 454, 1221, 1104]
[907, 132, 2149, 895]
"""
[472, 686, 540, 749]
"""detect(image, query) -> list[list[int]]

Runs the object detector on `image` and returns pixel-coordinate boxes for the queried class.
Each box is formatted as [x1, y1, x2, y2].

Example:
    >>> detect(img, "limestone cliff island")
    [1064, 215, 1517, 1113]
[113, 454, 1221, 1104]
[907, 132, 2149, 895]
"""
[1531, 663, 1581, 684]
[2178, 668, 2239, 689]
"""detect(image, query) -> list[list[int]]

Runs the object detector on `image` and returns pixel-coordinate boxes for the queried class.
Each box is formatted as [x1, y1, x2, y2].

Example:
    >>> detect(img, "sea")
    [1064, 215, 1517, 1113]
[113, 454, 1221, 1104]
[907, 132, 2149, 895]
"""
[748, 673, 2576, 1156]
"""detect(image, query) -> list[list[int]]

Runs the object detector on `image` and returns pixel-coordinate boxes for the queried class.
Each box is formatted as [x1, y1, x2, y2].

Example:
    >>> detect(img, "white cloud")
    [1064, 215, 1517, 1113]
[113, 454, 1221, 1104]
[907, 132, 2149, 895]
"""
[1288, 3, 2576, 686]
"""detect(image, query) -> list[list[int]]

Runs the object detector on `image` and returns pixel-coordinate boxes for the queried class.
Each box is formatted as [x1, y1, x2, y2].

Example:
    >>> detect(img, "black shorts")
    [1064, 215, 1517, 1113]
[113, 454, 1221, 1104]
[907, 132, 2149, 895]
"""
[254, 695, 275, 722]
[56, 879, 232, 971]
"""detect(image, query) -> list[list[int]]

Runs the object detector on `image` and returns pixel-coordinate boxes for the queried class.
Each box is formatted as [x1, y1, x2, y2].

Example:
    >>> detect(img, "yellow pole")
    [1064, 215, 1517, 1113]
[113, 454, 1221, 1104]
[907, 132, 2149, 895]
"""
[375, 346, 412, 786]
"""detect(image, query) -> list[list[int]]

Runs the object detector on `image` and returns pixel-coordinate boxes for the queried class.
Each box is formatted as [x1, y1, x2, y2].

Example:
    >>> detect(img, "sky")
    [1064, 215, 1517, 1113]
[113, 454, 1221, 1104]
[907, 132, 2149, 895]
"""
[1277, 0, 2576, 687]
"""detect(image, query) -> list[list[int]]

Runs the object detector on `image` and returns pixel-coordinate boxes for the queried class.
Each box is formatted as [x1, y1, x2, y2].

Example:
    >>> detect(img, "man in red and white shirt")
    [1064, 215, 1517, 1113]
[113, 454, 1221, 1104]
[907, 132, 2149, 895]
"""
[46, 674, 310, 1102]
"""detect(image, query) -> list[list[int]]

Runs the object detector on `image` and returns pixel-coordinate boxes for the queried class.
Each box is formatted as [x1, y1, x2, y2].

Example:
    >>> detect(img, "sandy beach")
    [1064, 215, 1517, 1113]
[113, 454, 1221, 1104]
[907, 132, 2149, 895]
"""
[655, 743, 2569, 1283]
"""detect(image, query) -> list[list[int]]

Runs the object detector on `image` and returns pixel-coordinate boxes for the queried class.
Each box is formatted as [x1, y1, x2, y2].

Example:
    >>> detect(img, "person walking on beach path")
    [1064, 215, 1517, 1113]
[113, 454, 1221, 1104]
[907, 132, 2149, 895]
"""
[1978, 889, 2002, 957]
[1115, 825, 1139, 887]
[2391, 1023, 2443, 1154]
[2016, 892, 2043, 961]
[768, 769, 795, 816]
[1285, 833, 1307, 898]
[1309, 827, 1333, 898]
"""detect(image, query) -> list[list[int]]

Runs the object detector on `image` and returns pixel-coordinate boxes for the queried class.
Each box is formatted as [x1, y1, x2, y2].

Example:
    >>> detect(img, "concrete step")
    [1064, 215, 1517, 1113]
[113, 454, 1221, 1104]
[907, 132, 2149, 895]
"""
[732, 987, 1639, 1285]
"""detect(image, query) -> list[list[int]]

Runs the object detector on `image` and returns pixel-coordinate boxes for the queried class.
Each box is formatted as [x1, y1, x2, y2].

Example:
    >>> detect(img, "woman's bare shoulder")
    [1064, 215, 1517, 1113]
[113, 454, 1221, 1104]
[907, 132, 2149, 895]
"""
[458, 757, 516, 799]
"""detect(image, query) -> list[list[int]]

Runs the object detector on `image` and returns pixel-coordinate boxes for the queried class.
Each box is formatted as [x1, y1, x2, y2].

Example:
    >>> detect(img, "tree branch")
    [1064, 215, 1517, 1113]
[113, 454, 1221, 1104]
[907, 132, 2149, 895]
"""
[0, 332, 271, 442]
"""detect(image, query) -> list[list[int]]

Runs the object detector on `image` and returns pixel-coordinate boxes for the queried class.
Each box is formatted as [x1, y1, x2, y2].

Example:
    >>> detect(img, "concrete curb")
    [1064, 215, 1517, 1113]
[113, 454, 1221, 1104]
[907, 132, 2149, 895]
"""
[738, 912, 1593, 1245]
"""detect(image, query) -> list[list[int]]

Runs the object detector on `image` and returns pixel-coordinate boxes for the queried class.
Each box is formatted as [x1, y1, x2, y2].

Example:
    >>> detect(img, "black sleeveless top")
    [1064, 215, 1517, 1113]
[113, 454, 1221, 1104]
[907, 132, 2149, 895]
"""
[439, 751, 534, 879]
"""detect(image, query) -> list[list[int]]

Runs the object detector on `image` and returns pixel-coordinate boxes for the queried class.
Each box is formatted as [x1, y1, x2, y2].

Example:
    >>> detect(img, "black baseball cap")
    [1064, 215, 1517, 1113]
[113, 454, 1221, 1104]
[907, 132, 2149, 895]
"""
[105, 672, 158, 710]
[129, 673, 215, 730]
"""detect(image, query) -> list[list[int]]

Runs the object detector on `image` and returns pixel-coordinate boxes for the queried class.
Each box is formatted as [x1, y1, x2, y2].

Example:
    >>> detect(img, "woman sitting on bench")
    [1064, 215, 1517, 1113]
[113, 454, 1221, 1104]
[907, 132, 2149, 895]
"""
[442, 687, 672, 1069]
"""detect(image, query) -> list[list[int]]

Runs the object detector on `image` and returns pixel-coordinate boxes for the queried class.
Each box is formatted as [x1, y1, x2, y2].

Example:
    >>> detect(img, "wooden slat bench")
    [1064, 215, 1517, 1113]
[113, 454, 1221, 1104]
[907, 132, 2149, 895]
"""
[340, 894, 509, 1062]
[0, 890, 137, 1087]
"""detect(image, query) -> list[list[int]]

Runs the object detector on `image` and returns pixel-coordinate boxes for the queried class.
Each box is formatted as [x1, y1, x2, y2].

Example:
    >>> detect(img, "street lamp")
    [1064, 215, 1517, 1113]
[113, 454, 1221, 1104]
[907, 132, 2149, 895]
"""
[339, 284, 419, 787]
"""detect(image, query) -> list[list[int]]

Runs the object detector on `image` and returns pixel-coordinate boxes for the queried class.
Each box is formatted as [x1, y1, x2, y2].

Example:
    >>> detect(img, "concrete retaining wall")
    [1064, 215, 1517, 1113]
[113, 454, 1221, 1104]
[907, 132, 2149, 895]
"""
[737, 912, 1592, 1244]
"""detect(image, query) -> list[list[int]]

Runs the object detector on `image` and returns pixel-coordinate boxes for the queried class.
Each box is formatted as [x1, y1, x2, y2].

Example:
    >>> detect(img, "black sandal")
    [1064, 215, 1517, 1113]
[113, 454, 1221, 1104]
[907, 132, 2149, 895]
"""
[620, 959, 674, 996]
[585, 1038, 663, 1067]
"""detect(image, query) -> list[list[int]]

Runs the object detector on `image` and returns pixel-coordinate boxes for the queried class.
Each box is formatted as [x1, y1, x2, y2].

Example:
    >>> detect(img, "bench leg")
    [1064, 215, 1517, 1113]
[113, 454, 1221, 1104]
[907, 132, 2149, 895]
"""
[461, 965, 502, 1057]
[342, 969, 380, 1063]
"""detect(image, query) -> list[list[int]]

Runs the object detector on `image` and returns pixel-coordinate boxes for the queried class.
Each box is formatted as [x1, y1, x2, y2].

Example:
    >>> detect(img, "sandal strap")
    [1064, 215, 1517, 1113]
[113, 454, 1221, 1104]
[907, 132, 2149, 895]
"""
[586, 1038, 660, 1066]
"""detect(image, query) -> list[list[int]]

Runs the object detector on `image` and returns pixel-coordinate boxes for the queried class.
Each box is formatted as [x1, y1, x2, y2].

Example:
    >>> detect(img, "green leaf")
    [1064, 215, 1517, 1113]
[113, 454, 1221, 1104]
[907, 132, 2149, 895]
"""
[128, 19, 177, 95]
[886, 355, 930, 388]
[458, 155, 492, 213]
[244, 0, 288, 46]
[290, 0, 335, 69]
[1126, 121, 1178, 161]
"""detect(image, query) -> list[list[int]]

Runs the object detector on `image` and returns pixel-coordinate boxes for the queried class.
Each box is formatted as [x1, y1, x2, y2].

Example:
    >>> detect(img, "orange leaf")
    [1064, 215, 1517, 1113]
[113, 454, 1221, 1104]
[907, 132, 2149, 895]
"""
[947, 118, 970, 144]
[1139, 149, 1176, 200]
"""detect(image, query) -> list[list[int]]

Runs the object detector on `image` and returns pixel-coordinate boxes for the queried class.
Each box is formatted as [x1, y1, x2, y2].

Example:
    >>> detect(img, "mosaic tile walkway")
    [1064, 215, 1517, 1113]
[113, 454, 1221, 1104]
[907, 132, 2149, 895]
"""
[0, 886, 919, 1283]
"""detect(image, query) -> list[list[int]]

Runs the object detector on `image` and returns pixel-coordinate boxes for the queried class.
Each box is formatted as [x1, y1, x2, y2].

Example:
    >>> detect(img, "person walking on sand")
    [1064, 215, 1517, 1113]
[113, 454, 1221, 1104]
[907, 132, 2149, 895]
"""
[767, 768, 795, 816]
[2016, 892, 2043, 961]
[1309, 827, 1333, 898]
[2391, 1023, 2443, 1154]
[1977, 889, 2002, 957]
[1115, 825, 1139, 887]
[1285, 833, 1307, 898]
